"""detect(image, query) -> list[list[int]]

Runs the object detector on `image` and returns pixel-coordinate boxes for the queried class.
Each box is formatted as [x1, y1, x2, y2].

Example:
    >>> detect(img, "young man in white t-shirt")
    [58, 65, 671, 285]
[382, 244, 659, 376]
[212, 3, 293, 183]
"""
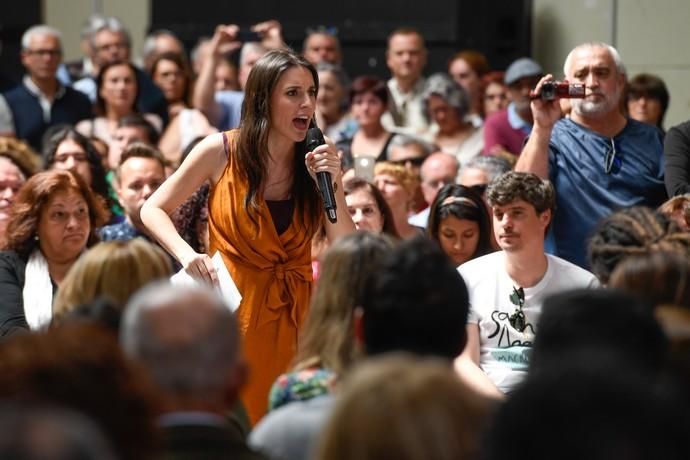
[455, 171, 598, 395]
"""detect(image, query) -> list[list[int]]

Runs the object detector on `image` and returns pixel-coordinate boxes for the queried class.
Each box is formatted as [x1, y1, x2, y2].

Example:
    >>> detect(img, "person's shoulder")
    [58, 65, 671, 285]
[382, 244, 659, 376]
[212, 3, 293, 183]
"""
[546, 254, 599, 287]
[0, 250, 26, 268]
[458, 251, 503, 281]
[623, 118, 663, 142]
[216, 90, 245, 103]
[484, 109, 509, 127]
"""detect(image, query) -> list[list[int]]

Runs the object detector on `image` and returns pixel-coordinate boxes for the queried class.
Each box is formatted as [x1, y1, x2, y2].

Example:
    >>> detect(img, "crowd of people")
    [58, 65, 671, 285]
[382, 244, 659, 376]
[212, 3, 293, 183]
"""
[0, 13, 689, 459]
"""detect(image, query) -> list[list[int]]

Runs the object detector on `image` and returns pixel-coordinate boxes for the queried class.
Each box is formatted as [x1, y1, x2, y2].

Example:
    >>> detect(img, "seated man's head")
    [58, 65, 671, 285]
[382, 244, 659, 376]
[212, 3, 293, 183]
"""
[564, 42, 626, 119]
[108, 114, 159, 170]
[486, 171, 555, 254]
[121, 283, 245, 411]
[358, 236, 469, 361]
[504, 57, 543, 117]
[387, 134, 433, 178]
[303, 29, 342, 65]
[115, 143, 166, 234]
[419, 152, 459, 206]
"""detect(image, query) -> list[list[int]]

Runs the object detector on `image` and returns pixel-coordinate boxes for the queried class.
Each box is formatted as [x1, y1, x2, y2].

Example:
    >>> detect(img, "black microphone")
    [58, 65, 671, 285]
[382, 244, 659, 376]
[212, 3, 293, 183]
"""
[305, 127, 337, 223]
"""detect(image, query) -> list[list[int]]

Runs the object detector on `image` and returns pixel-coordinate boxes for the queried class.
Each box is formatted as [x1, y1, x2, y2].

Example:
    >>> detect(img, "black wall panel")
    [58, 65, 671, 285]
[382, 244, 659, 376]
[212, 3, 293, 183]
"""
[0, 0, 42, 90]
[152, 0, 531, 76]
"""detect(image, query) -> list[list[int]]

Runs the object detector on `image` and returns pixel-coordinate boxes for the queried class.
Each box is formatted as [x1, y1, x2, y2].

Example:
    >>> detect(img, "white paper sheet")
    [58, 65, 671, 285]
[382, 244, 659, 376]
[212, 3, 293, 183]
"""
[170, 252, 242, 312]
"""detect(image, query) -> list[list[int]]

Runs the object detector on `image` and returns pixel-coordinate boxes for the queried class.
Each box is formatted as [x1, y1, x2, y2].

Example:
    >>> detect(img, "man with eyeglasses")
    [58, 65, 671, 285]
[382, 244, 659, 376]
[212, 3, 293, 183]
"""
[516, 42, 666, 268]
[0, 25, 91, 150]
[456, 171, 597, 396]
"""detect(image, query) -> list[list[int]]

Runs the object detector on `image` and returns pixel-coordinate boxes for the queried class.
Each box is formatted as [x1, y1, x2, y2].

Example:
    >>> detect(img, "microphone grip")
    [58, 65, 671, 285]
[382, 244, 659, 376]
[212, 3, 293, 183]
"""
[317, 171, 337, 223]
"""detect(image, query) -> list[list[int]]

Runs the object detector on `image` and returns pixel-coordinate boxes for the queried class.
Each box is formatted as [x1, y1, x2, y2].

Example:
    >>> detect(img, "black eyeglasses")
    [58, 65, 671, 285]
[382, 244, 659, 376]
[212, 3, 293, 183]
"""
[604, 138, 620, 174]
[509, 286, 526, 332]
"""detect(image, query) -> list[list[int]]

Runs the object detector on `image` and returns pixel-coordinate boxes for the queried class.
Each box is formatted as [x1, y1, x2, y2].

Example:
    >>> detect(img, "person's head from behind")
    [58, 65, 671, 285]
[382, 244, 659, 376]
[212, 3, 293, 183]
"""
[386, 28, 427, 84]
[0, 404, 118, 460]
[316, 354, 492, 460]
[419, 152, 459, 206]
[530, 289, 667, 376]
[564, 42, 626, 119]
[358, 236, 469, 360]
[121, 283, 245, 410]
[52, 239, 172, 323]
[349, 75, 388, 130]
[115, 143, 166, 232]
[626, 73, 669, 129]
[486, 171, 555, 254]
[0, 323, 158, 459]
[5, 170, 108, 260]
[422, 72, 471, 134]
[482, 352, 690, 460]
[344, 178, 398, 237]
[587, 206, 690, 285]
[303, 29, 342, 65]
[609, 250, 690, 310]
[109, 113, 159, 169]
[43, 127, 109, 201]
[428, 184, 492, 266]
[295, 232, 396, 374]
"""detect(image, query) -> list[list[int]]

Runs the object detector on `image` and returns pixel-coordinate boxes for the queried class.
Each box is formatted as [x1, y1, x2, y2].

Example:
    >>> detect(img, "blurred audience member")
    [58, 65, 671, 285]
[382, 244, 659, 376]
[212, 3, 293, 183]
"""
[0, 170, 108, 335]
[121, 283, 264, 459]
[141, 29, 185, 75]
[481, 71, 509, 118]
[448, 50, 490, 124]
[659, 194, 690, 231]
[374, 162, 421, 239]
[458, 154, 511, 190]
[626, 73, 669, 132]
[52, 239, 172, 323]
[664, 119, 690, 196]
[302, 28, 342, 65]
[408, 152, 458, 228]
[344, 179, 399, 237]
[314, 63, 354, 144]
[422, 73, 483, 166]
[1, 25, 91, 150]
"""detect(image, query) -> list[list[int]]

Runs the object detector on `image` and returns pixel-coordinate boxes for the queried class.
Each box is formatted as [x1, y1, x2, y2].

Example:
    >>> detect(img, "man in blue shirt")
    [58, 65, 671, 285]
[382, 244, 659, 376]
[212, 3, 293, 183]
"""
[516, 42, 666, 267]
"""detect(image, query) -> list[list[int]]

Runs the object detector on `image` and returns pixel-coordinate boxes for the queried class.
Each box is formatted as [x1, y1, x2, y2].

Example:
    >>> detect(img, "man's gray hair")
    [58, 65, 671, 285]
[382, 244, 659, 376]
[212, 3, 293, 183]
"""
[563, 42, 626, 77]
[142, 29, 180, 62]
[239, 42, 268, 67]
[386, 134, 435, 159]
[315, 62, 350, 90]
[89, 16, 131, 49]
[120, 282, 240, 397]
[21, 25, 62, 50]
[463, 155, 512, 183]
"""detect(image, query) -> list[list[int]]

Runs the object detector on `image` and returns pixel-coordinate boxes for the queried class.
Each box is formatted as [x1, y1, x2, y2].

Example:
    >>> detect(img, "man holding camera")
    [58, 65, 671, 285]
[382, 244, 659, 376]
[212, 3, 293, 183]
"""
[515, 42, 666, 268]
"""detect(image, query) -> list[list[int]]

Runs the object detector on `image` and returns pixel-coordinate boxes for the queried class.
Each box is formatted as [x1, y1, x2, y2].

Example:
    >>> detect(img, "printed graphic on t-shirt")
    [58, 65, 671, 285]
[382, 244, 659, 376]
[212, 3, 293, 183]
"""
[484, 310, 535, 370]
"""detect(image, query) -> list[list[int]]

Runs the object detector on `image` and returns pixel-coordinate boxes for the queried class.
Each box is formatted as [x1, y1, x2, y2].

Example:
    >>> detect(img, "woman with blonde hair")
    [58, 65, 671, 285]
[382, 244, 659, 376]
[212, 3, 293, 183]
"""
[315, 354, 492, 460]
[51, 239, 173, 324]
[373, 162, 422, 239]
[268, 232, 395, 410]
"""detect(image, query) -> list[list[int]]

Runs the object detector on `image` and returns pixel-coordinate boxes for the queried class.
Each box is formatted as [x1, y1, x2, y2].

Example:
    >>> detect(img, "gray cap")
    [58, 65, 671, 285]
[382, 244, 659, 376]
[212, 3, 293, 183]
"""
[504, 57, 543, 86]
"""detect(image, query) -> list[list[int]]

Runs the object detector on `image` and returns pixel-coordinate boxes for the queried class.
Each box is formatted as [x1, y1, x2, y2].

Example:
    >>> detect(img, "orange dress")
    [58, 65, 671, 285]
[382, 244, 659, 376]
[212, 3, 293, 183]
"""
[208, 130, 313, 424]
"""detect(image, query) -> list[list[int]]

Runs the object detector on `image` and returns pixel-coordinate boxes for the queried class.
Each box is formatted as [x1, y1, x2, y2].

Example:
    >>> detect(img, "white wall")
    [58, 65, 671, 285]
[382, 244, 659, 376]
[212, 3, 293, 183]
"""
[533, 0, 690, 129]
[44, 0, 149, 63]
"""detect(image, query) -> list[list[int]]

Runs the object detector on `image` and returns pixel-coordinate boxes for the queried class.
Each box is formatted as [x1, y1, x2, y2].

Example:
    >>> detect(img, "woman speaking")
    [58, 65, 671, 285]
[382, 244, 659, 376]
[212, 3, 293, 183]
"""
[141, 39, 354, 423]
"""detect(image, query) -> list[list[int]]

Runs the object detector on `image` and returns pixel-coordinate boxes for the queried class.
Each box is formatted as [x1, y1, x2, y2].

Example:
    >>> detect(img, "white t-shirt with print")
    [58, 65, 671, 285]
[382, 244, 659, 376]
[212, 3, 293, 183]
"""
[458, 251, 598, 393]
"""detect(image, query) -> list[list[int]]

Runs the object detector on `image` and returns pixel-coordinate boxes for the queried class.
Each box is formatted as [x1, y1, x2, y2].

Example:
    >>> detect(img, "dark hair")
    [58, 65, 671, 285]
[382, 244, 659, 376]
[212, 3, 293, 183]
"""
[344, 177, 399, 238]
[117, 113, 160, 146]
[587, 206, 690, 285]
[349, 75, 389, 106]
[0, 324, 159, 460]
[626, 73, 669, 129]
[237, 49, 321, 234]
[95, 60, 140, 116]
[427, 184, 492, 260]
[531, 289, 668, 375]
[150, 51, 192, 106]
[483, 353, 690, 460]
[360, 236, 469, 360]
[43, 126, 110, 202]
[5, 170, 109, 258]
[487, 171, 555, 214]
